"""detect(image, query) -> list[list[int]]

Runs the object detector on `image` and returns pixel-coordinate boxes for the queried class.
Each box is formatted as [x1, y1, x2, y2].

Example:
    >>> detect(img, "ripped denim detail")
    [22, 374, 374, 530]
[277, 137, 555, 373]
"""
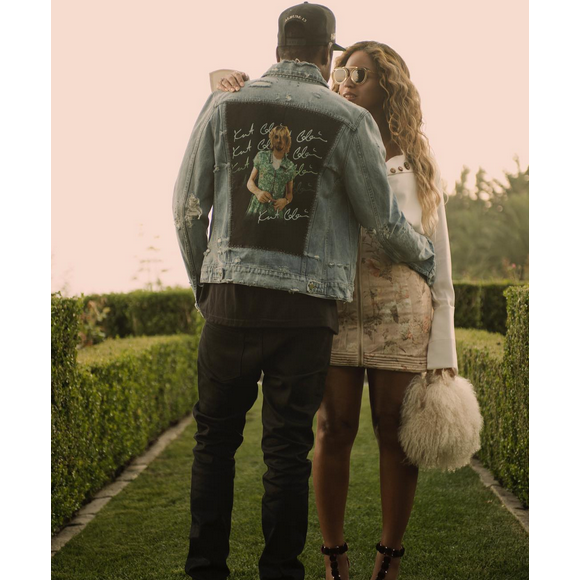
[184, 195, 202, 226]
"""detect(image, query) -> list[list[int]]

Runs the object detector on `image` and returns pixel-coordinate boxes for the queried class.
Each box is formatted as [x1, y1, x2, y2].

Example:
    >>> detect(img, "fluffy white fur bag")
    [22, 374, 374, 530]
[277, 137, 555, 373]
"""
[398, 370, 483, 471]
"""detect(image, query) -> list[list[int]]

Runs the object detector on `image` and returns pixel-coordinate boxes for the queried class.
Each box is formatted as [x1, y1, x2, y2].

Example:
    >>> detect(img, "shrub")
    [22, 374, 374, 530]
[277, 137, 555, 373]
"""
[500, 286, 529, 506]
[456, 287, 530, 507]
[454, 281, 523, 334]
[82, 288, 196, 339]
[51, 331, 202, 534]
[51, 294, 82, 402]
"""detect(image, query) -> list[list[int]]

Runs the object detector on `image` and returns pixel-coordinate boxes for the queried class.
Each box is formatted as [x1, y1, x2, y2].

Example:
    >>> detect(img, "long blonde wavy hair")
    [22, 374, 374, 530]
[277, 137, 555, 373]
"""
[333, 41, 441, 235]
[269, 125, 292, 155]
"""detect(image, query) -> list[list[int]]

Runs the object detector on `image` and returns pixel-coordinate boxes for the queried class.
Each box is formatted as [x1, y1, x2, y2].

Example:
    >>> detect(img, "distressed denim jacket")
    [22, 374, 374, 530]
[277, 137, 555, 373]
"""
[173, 60, 435, 304]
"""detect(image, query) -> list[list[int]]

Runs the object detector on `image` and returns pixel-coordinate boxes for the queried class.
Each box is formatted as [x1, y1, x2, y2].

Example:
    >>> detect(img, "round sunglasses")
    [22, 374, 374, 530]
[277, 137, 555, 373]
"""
[331, 66, 375, 85]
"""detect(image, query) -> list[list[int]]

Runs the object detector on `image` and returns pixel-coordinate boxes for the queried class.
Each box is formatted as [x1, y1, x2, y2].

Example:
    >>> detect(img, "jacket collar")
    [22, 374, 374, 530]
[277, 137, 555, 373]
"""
[263, 60, 329, 88]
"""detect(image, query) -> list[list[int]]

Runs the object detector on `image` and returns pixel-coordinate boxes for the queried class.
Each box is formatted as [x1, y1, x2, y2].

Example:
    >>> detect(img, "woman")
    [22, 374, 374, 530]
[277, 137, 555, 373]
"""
[215, 41, 457, 580]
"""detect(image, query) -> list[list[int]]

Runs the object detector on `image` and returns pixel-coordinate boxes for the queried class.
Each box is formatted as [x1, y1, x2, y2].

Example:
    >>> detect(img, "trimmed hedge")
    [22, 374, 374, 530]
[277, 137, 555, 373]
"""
[51, 294, 82, 398]
[455, 285, 529, 508]
[456, 328, 506, 491]
[454, 281, 522, 335]
[81, 288, 197, 339]
[501, 286, 529, 506]
[51, 331, 202, 534]
[454, 283, 482, 330]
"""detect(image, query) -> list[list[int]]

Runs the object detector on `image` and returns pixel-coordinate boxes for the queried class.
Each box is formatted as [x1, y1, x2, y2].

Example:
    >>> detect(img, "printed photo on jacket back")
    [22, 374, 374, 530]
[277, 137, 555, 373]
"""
[226, 101, 341, 256]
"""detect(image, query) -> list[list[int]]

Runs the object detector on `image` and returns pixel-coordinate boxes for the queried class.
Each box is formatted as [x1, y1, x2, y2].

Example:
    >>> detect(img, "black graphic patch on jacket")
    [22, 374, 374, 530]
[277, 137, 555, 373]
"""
[226, 101, 341, 256]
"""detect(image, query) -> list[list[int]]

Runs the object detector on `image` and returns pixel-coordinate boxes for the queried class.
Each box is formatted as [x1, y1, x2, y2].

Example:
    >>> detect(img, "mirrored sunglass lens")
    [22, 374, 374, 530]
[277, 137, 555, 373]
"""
[352, 69, 367, 84]
[333, 68, 348, 83]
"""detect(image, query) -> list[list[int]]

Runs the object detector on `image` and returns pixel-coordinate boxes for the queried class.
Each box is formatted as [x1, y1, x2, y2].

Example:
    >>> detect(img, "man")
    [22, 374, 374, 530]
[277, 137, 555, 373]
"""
[172, 3, 435, 580]
[246, 125, 296, 220]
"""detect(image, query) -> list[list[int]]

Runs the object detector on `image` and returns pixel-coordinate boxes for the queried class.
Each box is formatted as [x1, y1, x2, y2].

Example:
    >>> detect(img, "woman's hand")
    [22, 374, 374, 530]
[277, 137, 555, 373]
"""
[273, 198, 290, 211]
[217, 71, 250, 92]
[255, 189, 273, 204]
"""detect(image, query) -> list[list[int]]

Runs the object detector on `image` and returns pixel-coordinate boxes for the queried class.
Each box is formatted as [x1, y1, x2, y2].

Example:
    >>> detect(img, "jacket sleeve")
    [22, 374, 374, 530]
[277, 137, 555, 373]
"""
[427, 165, 457, 371]
[341, 110, 436, 285]
[172, 94, 217, 303]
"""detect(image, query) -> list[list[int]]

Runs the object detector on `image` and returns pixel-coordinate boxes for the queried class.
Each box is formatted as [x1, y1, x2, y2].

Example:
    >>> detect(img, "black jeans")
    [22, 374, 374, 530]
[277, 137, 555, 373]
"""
[185, 322, 334, 580]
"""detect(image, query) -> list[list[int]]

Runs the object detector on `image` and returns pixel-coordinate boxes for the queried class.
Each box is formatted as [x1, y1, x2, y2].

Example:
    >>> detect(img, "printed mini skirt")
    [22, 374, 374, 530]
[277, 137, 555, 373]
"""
[330, 229, 433, 372]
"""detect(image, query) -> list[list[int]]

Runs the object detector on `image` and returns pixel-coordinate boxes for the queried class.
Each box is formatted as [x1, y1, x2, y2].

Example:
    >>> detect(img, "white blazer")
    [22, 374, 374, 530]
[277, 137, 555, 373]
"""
[386, 154, 457, 371]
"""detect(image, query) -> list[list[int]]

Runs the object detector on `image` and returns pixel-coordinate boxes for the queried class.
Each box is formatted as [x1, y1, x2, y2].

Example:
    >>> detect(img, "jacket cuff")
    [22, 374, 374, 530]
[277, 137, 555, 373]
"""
[427, 262, 436, 286]
[190, 280, 204, 313]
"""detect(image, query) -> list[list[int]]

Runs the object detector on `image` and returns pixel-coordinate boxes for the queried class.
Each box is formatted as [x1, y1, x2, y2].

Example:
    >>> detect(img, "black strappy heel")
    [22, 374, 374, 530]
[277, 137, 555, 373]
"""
[373, 543, 405, 579]
[321, 542, 349, 580]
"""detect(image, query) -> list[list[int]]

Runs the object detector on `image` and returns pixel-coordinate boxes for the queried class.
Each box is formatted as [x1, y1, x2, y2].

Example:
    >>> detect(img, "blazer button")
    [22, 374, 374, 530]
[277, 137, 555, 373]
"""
[398, 166, 404, 171]
[390, 168, 396, 173]
[404, 161, 410, 170]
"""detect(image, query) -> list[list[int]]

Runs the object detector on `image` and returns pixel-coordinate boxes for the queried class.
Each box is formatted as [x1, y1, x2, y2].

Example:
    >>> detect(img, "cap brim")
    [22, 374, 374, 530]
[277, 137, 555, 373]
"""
[331, 42, 346, 51]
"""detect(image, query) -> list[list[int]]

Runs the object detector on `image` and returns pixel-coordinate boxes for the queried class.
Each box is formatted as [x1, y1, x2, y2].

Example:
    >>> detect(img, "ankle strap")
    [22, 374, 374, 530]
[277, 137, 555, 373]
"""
[321, 542, 348, 556]
[376, 543, 405, 558]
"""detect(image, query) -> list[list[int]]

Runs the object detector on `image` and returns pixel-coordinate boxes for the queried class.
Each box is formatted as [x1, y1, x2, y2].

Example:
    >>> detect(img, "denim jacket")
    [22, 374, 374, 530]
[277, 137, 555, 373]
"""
[173, 60, 435, 304]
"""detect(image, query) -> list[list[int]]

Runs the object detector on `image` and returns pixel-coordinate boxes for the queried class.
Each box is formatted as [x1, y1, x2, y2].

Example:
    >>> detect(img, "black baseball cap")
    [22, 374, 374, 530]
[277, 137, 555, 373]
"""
[278, 2, 345, 51]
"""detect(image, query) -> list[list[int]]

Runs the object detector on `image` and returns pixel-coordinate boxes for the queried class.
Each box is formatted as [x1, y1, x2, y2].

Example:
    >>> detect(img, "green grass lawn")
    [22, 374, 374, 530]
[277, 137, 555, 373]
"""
[52, 386, 528, 579]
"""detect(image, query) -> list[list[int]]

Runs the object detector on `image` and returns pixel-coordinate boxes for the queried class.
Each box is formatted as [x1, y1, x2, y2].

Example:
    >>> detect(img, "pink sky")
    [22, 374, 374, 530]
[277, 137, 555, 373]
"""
[51, 0, 528, 296]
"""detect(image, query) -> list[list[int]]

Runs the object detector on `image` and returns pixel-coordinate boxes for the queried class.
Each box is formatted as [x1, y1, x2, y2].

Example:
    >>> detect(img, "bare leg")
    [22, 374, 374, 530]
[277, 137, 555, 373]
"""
[367, 369, 420, 580]
[313, 365, 365, 580]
